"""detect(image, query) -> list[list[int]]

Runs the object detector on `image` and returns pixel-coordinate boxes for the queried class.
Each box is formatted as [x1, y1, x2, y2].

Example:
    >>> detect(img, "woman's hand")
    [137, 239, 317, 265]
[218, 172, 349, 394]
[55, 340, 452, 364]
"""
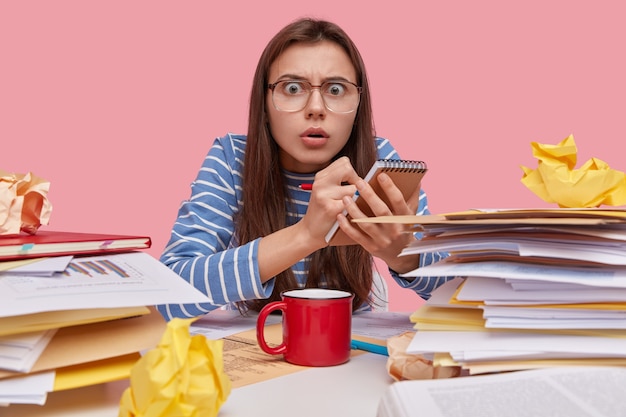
[335, 172, 421, 273]
[297, 156, 361, 248]
[258, 157, 361, 281]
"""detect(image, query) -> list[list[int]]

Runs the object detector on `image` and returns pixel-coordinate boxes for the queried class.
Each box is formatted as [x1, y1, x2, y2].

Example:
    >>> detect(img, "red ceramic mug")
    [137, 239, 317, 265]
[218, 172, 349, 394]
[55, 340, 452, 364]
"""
[256, 288, 354, 367]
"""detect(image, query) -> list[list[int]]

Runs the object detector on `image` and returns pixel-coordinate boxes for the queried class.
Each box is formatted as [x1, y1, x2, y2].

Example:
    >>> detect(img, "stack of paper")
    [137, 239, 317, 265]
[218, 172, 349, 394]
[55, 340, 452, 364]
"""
[357, 208, 626, 375]
[0, 232, 210, 406]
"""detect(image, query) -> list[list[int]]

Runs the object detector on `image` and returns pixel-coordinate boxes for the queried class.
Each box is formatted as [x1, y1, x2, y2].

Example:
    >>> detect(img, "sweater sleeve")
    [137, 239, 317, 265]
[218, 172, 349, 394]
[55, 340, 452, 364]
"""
[157, 134, 273, 319]
[388, 188, 454, 299]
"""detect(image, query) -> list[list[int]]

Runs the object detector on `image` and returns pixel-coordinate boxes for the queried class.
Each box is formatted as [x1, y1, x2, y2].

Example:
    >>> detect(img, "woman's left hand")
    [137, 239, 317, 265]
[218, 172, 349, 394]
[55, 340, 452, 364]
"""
[335, 172, 421, 274]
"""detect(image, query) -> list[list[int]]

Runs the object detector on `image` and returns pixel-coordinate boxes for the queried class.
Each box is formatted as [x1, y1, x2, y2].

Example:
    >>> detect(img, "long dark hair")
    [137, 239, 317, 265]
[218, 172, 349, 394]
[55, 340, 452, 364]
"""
[237, 18, 379, 312]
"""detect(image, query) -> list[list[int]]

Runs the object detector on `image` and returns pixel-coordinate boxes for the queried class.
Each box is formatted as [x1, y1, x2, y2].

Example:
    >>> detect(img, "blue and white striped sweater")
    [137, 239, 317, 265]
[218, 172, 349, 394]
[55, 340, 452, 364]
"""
[158, 133, 450, 319]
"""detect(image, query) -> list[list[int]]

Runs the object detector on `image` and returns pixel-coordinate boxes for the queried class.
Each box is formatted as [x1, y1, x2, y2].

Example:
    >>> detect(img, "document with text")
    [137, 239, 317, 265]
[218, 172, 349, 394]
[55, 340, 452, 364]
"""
[0, 252, 210, 316]
[378, 366, 626, 417]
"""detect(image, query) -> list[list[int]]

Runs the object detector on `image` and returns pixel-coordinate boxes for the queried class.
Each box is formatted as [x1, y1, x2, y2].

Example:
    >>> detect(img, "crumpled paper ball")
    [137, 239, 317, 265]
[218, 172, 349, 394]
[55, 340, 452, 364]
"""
[521, 134, 626, 208]
[119, 318, 231, 417]
[0, 170, 52, 235]
[386, 331, 461, 381]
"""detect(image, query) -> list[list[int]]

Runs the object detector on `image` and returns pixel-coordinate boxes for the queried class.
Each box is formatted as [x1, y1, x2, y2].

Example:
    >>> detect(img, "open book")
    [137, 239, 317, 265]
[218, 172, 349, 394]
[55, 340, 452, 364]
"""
[326, 159, 427, 245]
[377, 366, 626, 417]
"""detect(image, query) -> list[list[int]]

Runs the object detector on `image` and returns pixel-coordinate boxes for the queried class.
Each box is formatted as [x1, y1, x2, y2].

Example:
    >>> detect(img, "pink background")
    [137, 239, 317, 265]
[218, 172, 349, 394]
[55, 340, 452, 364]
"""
[3, 1, 625, 312]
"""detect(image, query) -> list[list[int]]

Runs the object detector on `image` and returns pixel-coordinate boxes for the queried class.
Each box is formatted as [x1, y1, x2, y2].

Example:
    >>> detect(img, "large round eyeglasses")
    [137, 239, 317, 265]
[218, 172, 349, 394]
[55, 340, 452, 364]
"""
[268, 80, 362, 113]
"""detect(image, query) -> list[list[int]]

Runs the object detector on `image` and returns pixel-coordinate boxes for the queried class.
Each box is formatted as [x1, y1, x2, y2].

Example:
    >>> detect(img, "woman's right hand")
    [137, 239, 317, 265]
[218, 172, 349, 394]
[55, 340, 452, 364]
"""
[257, 157, 360, 281]
[299, 156, 360, 247]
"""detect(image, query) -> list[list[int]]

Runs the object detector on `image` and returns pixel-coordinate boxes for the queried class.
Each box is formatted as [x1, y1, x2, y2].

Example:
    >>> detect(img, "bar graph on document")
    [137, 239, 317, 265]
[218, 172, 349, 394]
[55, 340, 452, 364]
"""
[0, 252, 211, 317]
[65, 259, 131, 278]
[4, 254, 156, 294]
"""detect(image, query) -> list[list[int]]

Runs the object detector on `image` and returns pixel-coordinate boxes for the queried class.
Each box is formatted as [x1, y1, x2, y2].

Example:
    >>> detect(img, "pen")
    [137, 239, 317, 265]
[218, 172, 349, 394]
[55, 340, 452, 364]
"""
[298, 182, 351, 191]
[350, 339, 389, 356]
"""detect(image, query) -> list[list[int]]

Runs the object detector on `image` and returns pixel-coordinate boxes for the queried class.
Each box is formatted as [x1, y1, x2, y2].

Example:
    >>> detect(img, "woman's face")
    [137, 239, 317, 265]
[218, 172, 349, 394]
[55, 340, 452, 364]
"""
[266, 40, 359, 173]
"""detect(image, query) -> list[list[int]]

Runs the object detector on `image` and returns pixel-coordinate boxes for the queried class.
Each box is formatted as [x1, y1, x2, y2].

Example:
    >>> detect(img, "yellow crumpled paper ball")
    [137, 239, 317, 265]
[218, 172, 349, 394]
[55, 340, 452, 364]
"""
[0, 170, 52, 235]
[520, 134, 626, 208]
[118, 318, 231, 417]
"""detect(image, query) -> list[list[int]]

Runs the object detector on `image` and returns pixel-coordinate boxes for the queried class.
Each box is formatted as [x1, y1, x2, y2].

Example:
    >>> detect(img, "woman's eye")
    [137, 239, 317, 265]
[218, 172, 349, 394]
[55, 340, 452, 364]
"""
[283, 82, 306, 95]
[325, 83, 346, 96]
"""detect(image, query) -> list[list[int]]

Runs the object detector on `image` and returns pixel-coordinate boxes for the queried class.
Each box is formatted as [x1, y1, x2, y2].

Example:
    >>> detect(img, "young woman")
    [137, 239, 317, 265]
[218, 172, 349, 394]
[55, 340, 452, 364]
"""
[158, 18, 451, 320]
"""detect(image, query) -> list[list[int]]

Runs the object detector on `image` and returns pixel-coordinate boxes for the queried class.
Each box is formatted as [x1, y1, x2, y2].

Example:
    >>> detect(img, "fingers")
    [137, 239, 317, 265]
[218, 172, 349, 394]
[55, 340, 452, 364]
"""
[310, 157, 360, 209]
[303, 157, 360, 240]
[405, 181, 421, 213]
[313, 157, 360, 186]
[349, 173, 418, 218]
[338, 172, 418, 243]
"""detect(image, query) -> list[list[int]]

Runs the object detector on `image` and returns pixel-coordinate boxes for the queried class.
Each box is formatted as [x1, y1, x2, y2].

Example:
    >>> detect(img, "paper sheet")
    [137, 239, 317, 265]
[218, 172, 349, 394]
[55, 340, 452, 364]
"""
[0, 306, 149, 337]
[351, 311, 414, 339]
[53, 353, 140, 391]
[377, 366, 626, 417]
[0, 306, 165, 380]
[0, 252, 210, 317]
[0, 256, 72, 276]
[457, 276, 626, 304]
[0, 371, 55, 406]
[0, 258, 42, 272]
[190, 309, 282, 340]
[402, 259, 626, 288]
[220, 324, 310, 388]
[407, 330, 626, 357]
[0, 329, 56, 372]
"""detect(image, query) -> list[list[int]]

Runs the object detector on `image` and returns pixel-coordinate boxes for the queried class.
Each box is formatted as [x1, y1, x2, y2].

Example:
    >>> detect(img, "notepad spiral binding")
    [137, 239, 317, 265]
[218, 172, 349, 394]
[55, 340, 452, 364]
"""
[376, 159, 427, 172]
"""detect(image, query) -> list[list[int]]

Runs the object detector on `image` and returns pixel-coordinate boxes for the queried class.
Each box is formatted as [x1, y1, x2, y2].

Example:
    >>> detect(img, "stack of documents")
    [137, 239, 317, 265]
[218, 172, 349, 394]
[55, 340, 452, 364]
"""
[0, 232, 210, 406]
[357, 208, 626, 375]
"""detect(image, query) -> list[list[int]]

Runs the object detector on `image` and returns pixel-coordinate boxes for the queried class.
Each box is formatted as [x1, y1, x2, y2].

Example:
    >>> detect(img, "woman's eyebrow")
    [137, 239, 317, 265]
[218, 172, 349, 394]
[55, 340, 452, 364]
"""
[322, 76, 354, 83]
[273, 74, 354, 83]
[273, 73, 306, 81]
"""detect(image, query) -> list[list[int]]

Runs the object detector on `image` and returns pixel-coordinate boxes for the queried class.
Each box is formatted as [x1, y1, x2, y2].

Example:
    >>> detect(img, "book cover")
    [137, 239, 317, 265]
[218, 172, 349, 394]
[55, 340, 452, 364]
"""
[326, 159, 427, 245]
[0, 231, 152, 261]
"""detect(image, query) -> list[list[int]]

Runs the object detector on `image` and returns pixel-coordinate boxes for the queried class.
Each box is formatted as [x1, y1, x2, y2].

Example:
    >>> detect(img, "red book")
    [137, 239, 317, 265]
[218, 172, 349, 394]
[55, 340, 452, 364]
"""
[0, 231, 152, 261]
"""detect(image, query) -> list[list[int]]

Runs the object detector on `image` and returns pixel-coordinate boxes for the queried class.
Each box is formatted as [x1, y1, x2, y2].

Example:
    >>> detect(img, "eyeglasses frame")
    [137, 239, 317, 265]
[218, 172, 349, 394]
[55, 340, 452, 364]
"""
[267, 79, 363, 113]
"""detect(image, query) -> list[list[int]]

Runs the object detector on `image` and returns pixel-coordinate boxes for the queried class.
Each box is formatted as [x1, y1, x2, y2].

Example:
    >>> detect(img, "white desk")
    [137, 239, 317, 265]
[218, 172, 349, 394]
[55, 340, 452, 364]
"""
[0, 353, 393, 417]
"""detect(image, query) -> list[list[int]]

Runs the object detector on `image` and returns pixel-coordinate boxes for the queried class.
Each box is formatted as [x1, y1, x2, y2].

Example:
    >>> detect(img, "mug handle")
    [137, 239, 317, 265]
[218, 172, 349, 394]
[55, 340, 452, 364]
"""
[256, 301, 287, 355]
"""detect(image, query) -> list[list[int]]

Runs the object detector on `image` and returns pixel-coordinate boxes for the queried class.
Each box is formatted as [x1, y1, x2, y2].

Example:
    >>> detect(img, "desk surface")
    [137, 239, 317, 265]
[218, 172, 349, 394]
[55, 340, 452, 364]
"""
[0, 353, 393, 417]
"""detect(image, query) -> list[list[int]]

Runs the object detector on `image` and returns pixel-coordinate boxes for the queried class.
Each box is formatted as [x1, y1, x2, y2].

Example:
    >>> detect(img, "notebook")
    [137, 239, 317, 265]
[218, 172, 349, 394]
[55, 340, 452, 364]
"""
[326, 159, 427, 245]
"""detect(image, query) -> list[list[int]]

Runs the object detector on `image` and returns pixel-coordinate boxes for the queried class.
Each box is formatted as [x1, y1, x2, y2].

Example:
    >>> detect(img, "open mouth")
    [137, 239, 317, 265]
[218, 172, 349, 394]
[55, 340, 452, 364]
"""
[301, 135, 328, 148]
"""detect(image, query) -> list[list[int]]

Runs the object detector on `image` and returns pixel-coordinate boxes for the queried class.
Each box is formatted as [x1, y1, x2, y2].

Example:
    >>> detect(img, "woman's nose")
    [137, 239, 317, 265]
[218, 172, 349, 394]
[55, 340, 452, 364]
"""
[305, 89, 326, 118]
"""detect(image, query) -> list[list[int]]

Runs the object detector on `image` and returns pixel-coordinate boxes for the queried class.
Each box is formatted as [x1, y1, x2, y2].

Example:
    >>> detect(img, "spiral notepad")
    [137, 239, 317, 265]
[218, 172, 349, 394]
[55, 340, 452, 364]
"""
[326, 159, 428, 244]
